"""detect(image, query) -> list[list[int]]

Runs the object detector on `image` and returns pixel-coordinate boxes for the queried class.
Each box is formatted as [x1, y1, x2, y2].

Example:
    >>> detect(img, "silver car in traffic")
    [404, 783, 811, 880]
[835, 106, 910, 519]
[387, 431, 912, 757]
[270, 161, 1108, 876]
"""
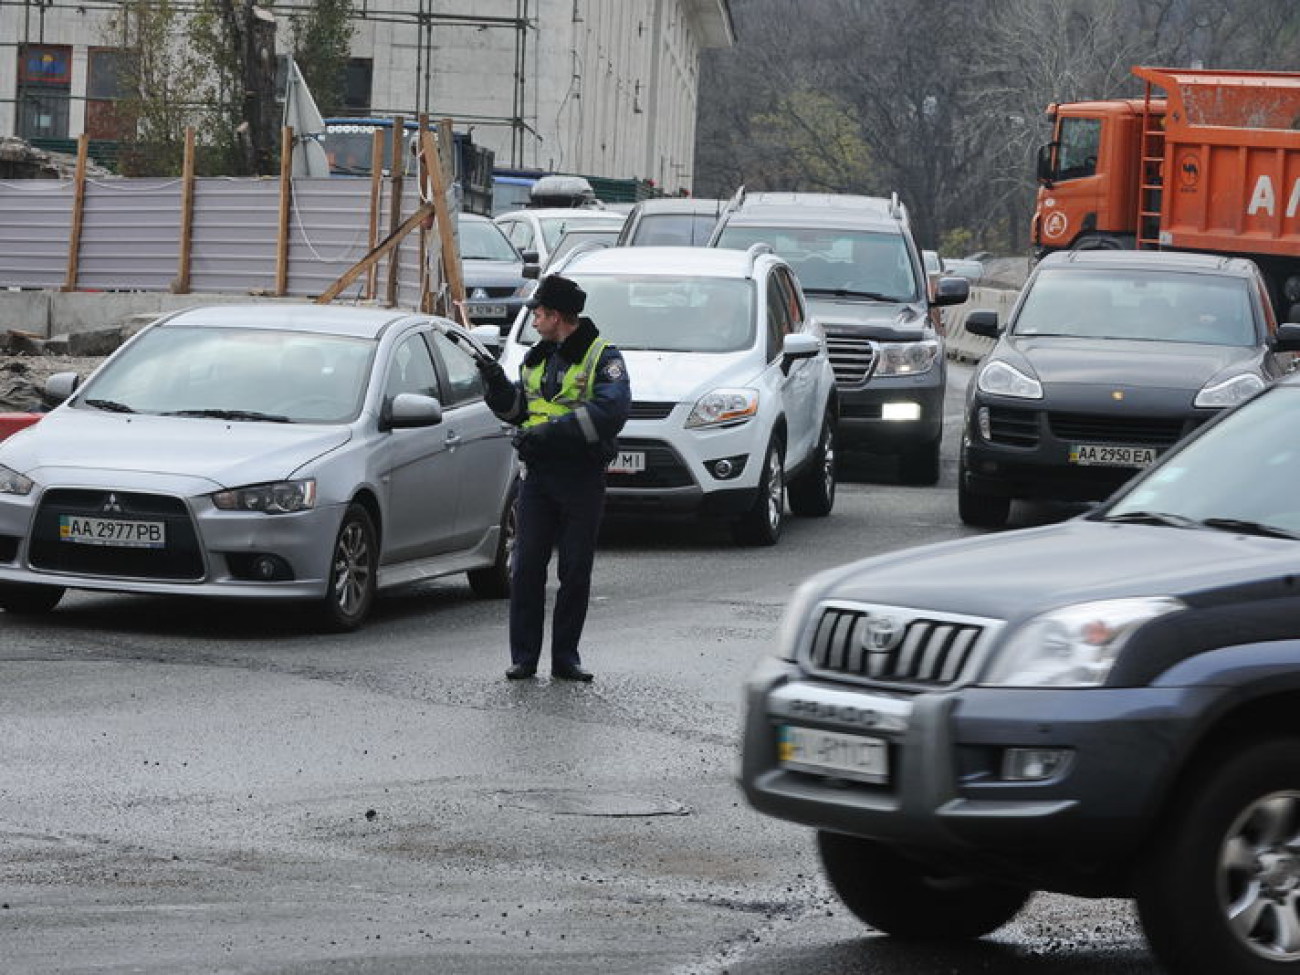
[0, 304, 517, 630]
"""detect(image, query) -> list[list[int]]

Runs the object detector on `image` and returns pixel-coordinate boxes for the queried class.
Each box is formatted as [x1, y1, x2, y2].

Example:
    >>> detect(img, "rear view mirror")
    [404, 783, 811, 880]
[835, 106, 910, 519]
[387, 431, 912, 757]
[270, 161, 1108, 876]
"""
[963, 310, 1000, 338]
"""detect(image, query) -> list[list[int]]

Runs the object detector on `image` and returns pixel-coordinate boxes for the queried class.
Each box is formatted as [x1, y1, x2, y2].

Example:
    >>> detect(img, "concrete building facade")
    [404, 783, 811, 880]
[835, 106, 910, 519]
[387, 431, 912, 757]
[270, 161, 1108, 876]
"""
[0, 0, 732, 195]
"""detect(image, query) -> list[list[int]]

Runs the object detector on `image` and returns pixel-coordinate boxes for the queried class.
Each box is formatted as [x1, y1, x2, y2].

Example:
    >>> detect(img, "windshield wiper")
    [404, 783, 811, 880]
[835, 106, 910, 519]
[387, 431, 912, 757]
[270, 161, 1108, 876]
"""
[1198, 518, 1300, 540]
[162, 408, 292, 423]
[806, 288, 896, 301]
[83, 398, 136, 413]
[1102, 510, 1200, 529]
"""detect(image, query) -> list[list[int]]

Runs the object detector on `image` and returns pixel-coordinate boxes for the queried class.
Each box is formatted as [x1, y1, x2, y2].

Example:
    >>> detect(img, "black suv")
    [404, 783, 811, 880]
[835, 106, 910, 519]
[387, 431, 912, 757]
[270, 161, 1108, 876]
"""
[710, 191, 969, 484]
[740, 371, 1300, 975]
[960, 249, 1300, 527]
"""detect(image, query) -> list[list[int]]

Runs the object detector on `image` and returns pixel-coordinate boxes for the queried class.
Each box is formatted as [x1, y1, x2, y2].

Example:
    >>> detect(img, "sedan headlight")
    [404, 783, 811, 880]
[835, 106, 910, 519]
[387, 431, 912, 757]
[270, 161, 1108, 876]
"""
[211, 478, 317, 514]
[977, 360, 1043, 399]
[981, 597, 1184, 688]
[1194, 372, 1265, 409]
[875, 340, 939, 377]
[0, 464, 34, 496]
[686, 388, 759, 428]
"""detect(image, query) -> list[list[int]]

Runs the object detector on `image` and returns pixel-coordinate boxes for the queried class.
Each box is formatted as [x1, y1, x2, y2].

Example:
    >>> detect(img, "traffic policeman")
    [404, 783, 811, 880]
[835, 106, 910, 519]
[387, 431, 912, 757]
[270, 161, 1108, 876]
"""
[476, 274, 631, 681]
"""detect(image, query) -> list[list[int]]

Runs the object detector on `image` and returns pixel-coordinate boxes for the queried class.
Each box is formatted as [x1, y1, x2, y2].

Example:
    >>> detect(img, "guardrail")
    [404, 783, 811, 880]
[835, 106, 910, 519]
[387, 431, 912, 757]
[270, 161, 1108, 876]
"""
[944, 285, 1019, 363]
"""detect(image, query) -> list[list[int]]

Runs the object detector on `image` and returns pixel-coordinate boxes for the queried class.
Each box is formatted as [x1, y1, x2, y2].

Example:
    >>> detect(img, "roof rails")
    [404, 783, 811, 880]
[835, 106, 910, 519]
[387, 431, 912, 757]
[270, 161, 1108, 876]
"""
[745, 241, 773, 276]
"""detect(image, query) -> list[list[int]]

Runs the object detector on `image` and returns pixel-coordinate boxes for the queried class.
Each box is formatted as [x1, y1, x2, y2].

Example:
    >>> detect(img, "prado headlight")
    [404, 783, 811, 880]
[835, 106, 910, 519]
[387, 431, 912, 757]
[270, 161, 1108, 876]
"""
[0, 464, 34, 496]
[1194, 372, 1265, 409]
[876, 340, 940, 377]
[977, 360, 1043, 399]
[212, 478, 317, 514]
[686, 388, 758, 428]
[982, 597, 1184, 688]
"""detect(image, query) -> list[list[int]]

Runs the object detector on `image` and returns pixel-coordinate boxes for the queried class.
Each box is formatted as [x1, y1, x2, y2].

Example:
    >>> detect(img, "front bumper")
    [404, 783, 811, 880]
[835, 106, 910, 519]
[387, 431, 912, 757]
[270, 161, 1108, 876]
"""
[837, 373, 944, 452]
[739, 658, 1209, 892]
[0, 478, 341, 600]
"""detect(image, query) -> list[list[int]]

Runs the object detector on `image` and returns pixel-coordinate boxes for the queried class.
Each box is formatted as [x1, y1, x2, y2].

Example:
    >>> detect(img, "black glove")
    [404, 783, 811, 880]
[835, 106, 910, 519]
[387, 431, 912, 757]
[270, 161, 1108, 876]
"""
[512, 424, 549, 464]
[475, 356, 508, 387]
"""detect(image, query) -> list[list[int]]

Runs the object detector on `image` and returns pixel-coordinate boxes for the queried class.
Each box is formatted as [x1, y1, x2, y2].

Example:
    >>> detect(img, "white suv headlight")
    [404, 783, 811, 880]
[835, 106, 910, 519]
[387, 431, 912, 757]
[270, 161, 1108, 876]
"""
[981, 597, 1184, 687]
[1194, 372, 1265, 409]
[977, 360, 1043, 399]
[876, 340, 939, 376]
[211, 478, 317, 514]
[686, 388, 758, 429]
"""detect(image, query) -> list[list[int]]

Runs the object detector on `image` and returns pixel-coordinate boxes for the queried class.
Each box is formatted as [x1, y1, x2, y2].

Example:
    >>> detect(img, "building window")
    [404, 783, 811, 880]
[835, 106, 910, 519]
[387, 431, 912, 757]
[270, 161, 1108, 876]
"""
[86, 48, 133, 141]
[343, 59, 372, 113]
[17, 44, 72, 141]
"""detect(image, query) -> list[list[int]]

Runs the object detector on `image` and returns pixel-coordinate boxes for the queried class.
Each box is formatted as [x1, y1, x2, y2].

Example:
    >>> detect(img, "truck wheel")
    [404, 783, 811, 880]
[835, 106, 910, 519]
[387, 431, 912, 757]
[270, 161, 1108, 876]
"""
[315, 503, 378, 633]
[787, 414, 836, 517]
[957, 469, 1010, 528]
[898, 438, 941, 486]
[0, 582, 65, 615]
[731, 434, 784, 546]
[1136, 737, 1300, 975]
[467, 479, 517, 599]
[817, 831, 1030, 940]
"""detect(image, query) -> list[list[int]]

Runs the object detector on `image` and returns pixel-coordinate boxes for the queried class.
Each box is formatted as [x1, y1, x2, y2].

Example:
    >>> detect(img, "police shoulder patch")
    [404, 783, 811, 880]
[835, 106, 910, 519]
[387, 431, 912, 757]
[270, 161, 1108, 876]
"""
[602, 359, 626, 381]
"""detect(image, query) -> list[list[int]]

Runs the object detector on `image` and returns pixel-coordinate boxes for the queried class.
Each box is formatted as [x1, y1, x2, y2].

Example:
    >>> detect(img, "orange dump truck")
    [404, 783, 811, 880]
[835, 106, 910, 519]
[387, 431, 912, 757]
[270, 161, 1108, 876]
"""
[1032, 66, 1300, 316]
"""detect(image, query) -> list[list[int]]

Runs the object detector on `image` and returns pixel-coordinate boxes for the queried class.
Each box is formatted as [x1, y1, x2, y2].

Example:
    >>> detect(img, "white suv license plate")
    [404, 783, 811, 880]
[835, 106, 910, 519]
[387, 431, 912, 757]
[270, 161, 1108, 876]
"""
[607, 450, 646, 474]
[1069, 444, 1157, 468]
[59, 515, 166, 549]
[778, 725, 889, 784]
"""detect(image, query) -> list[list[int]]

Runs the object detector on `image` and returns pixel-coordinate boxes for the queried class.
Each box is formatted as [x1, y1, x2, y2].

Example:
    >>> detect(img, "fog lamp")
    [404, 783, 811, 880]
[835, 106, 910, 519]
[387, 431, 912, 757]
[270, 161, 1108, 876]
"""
[881, 402, 921, 421]
[706, 454, 748, 480]
[1001, 747, 1072, 782]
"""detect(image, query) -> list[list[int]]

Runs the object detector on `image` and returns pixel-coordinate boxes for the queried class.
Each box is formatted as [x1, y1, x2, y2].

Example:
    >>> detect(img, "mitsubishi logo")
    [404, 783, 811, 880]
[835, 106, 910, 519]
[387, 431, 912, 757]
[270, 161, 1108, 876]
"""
[471, 287, 489, 301]
[101, 493, 124, 515]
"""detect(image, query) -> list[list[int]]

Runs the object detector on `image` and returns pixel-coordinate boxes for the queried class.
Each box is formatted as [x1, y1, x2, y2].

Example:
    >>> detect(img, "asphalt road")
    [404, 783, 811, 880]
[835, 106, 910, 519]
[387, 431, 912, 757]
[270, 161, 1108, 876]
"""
[0, 361, 1160, 975]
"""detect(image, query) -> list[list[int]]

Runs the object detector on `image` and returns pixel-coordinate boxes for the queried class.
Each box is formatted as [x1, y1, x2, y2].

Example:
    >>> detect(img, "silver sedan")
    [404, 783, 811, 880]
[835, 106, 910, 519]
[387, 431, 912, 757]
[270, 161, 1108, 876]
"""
[0, 304, 517, 631]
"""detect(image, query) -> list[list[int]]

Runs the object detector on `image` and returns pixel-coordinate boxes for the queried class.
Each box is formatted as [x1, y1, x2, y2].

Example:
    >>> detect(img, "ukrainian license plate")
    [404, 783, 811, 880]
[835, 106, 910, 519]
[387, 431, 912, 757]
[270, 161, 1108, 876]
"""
[468, 303, 507, 319]
[1069, 444, 1157, 468]
[778, 725, 889, 784]
[606, 450, 646, 475]
[59, 515, 166, 549]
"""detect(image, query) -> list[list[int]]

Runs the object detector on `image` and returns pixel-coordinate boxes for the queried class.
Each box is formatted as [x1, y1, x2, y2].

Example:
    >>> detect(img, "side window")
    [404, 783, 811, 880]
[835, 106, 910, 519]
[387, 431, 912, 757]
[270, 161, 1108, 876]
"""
[776, 268, 805, 329]
[429, 331, 484, 406]
[766, 274, 792, 361]
[385, 332, 441, 401]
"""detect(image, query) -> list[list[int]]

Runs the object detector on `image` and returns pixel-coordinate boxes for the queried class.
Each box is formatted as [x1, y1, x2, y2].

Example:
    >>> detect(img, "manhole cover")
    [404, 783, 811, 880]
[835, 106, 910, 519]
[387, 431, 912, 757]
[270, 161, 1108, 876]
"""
[497, 790, 691, 817]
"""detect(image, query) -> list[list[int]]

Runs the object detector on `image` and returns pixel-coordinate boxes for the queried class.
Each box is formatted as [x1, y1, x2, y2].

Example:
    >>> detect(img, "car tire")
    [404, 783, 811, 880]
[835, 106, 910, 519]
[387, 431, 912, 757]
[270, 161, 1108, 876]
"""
[0, 582, 65, 615]
[817, 831, 1031, 940]
[898, 438, 941, 486]
[315, 503, 378, 633]
[1136, 737, 1300, 975]
[958, 463, 1010, 528]
[787, 414, 836, 517]
[467, 478, 517, 599]
[731, 434, 785, 547]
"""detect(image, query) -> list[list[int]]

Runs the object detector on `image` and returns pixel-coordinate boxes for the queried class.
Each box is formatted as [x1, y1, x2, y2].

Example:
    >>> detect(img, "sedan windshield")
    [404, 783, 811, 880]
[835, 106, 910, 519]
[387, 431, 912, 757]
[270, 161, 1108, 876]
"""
[714, 226, 920, 301]
[1014, 267, 1258, 345]
[519, 275, 755, 353]
[1103, 385, 1300, 537]
[74, 326, 377, 423]
[459, 219, 521, 262]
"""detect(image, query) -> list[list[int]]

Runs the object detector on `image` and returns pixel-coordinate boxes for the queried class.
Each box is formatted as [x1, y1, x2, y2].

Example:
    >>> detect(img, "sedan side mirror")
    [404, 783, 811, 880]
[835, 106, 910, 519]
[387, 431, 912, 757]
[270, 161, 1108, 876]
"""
[384, 392, 443, 431]
[963, 309, 1000, 338]
[44, 371, 81, 406]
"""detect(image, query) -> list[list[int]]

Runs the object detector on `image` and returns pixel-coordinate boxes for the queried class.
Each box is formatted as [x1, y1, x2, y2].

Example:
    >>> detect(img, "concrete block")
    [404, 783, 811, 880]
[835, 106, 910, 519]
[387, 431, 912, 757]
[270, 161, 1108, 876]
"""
[0, 290, 52, 336]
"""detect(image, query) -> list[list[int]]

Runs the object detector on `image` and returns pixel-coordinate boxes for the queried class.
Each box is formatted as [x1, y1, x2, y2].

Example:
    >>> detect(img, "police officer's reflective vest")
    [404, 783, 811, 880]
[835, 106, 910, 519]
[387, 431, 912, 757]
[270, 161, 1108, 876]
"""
[521, 338, 609, 429]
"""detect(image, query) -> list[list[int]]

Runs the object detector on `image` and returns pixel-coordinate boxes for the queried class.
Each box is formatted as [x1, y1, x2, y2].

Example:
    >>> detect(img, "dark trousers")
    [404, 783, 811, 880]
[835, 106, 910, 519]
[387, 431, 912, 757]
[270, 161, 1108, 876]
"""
[509, 465, 606, 671]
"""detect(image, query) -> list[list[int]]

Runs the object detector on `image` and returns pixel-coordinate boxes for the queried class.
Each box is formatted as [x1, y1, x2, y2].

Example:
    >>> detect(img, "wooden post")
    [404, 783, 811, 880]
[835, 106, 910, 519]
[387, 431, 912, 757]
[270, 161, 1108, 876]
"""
[63, 134, 90, 291]
[276, 126, 293, 296]
[419, 127, 466, 321]
[174, 127, 197, 294]
[384, 116, 406, 306]
[314, 202, 436, 305]
[366, 129, 384, 300]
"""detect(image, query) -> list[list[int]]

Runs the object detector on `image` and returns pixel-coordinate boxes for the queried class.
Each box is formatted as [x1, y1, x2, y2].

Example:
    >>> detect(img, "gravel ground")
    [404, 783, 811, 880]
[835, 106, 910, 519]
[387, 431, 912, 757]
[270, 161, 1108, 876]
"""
[0, 355, 104, 413]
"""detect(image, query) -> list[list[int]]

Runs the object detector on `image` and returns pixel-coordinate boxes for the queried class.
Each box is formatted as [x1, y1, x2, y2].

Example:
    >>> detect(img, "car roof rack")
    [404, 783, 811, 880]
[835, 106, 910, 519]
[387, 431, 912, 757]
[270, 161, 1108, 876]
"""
[745, 241, 773, 276]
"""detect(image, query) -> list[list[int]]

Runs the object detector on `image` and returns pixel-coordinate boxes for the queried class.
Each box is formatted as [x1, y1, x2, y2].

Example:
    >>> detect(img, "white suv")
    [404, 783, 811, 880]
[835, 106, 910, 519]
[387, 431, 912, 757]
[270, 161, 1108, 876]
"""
[498, 245, 845, 545]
